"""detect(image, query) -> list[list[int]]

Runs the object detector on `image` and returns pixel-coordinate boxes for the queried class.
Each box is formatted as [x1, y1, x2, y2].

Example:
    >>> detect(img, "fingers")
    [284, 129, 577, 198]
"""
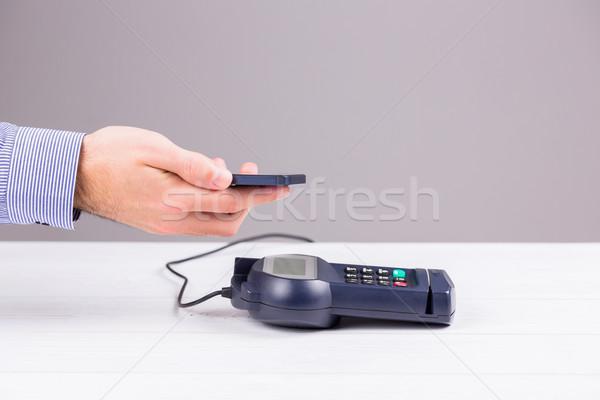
[162, 184, 289, 214]
[238, 162, 258, 174]
[159, 178, 290, 236]
[147, 144, 232, 190]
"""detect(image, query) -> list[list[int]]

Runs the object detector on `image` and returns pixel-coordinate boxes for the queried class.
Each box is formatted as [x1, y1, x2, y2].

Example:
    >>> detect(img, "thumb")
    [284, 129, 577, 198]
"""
[150, 144, 232, 189]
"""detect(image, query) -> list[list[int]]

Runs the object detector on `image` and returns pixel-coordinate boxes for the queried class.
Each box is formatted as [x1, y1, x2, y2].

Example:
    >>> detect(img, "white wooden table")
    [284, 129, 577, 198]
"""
[0, 242, 598, 400]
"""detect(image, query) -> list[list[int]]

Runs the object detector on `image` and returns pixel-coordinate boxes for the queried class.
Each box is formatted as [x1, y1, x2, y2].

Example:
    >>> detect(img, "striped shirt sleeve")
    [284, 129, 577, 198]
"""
[0, 122, 86, 230]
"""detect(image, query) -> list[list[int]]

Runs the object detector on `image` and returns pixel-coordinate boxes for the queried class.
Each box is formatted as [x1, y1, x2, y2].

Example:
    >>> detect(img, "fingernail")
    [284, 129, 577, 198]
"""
[212, 168, 232, 188]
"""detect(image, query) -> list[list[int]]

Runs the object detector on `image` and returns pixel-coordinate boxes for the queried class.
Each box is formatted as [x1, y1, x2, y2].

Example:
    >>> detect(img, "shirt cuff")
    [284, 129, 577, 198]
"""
[2, 124, 86, 230]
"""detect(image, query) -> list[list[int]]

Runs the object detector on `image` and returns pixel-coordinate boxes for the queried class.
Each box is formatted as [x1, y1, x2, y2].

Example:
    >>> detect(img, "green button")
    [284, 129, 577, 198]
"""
[392, 269, 406, 278]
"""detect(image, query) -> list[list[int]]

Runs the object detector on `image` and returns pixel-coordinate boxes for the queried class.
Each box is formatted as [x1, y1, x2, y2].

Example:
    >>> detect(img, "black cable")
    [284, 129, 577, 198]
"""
[165, 233, 314, 308]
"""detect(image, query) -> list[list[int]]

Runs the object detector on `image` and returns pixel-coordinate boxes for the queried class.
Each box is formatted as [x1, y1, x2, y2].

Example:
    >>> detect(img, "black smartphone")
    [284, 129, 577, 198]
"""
[230, 174, 306, 186]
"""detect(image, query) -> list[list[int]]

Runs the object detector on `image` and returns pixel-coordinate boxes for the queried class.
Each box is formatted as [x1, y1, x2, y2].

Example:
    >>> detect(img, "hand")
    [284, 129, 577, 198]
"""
[73, 126, 289, 236]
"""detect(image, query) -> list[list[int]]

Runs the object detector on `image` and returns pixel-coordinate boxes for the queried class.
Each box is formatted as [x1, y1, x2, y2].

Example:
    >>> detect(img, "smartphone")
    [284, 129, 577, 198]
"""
[230, 174, 306, 186]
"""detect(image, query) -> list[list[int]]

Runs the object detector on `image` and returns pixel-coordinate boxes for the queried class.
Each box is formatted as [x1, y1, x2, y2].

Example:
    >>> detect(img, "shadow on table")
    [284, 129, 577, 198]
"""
[188, 308, 452, 332]
[334, 316, 450, 331]
[235, 316, 452, 333]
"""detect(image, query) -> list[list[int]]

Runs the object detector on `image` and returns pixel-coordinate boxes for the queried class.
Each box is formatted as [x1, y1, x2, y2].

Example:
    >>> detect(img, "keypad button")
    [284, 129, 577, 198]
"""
[394, 281, 407, 287]
[361, 279, 375, 285]
[377, 269, 389, 276]
[361, 268, 374, 275]
[378, 280, 391, 286]
[345, 267, 358, 274]
[345, 278, 358, 284]
[377, 276, 389, 281]
[393, 277, 406, 282]
[345, 273, 358, 279]
[392, 269, 406, 278]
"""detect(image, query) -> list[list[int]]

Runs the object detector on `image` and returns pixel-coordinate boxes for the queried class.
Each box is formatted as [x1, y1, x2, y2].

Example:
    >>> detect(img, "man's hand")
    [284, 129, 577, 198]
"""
[73, 126, 289, 236]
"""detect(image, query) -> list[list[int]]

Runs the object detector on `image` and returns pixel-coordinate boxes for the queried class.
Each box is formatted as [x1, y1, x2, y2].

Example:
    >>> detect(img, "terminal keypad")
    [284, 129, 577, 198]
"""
[343, 266, 407, 287]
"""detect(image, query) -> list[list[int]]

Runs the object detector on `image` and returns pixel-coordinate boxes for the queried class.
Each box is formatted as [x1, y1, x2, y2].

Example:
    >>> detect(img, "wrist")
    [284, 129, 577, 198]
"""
[74, 134, 94, 213]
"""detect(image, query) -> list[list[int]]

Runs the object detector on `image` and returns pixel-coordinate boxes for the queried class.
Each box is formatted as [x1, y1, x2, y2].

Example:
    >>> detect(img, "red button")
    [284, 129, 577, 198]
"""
[394, 281, 407, 287]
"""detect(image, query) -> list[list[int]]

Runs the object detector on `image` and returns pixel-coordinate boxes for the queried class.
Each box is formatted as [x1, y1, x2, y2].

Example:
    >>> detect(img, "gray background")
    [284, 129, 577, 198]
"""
[1, 0, 598, 242]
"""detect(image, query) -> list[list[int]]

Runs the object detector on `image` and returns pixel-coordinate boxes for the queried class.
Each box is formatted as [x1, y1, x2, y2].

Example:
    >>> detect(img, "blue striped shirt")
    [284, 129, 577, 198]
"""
[0, 122, 86, 230]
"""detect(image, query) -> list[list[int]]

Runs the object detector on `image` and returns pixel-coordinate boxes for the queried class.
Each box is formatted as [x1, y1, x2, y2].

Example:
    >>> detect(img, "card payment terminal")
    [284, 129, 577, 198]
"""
[230, 254, 455, 328]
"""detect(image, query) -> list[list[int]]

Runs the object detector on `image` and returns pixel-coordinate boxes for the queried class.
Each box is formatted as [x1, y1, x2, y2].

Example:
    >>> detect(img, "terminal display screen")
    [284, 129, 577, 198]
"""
[272, 257, 307, 276]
